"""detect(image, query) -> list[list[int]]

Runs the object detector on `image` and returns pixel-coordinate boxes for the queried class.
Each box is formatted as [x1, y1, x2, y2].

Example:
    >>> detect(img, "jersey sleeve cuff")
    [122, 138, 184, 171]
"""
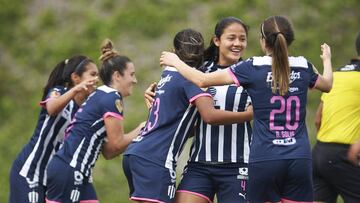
[227, 68, 240, 87]
[103, 112, 124, 120]
[309, 74, 320, 90]
[189, 93, 212, 104]
[38, 98, 53, 108]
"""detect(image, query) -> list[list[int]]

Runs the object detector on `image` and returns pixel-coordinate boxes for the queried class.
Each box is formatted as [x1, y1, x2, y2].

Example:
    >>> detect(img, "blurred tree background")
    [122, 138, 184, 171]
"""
[0, 0, 358, 202]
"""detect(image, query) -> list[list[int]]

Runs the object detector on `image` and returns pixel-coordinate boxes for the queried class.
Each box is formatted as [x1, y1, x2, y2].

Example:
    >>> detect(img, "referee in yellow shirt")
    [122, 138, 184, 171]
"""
[313, 32, 360, 203]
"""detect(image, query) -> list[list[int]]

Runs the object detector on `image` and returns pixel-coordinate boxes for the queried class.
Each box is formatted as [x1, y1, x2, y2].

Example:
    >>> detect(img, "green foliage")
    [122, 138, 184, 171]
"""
[0, 0, 358, 202]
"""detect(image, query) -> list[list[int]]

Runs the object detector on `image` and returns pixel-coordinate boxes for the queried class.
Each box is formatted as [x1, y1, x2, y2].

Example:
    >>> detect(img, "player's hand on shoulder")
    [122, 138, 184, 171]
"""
[160, 51, 180, 67]
[144, 82, 157, 109]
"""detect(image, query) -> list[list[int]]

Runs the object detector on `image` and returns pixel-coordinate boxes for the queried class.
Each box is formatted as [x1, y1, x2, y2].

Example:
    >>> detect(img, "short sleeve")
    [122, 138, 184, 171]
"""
[307, 62, 319, 88]
[39, 86, 67, 107]
[182, 79, 211, 104]
[100, 92, 124, 120]
[227, 60, 253, 87]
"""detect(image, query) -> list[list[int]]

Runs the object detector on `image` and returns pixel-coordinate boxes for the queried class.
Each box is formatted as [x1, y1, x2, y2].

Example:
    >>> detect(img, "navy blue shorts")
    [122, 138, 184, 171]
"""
[123, 155, 176, 203]
[313, 141, 360, 203]
[248, 159, 313, 203]
[177, 162, 248, 203]
[9, 160, 46, 203]
[45, 156, 98, 203]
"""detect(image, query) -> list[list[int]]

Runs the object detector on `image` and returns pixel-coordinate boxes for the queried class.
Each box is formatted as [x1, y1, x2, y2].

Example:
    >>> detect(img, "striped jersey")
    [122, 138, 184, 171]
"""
[125, 67, 211, 171]
[16, 86, 79, 185]
[189, 62, 252, 163]
[228, 56, 319, 162]
[54, 85, 124, 177]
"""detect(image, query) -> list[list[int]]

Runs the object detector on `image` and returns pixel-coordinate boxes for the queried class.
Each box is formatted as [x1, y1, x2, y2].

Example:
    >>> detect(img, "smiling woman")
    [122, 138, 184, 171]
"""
[160, 15, 333, 203]
[9, 55, 99, 203]
[123, 28, 252, 203]
[44, 39, 145, 203]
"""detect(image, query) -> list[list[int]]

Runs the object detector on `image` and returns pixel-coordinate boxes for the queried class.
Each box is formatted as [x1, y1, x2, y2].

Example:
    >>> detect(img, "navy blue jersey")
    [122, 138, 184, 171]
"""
[228, 56, 319, 162]
[17, 86, 79, 185]
[55, 85, 124, 177]
[125, 67, 211, 171]
[189, 62, 252, 163]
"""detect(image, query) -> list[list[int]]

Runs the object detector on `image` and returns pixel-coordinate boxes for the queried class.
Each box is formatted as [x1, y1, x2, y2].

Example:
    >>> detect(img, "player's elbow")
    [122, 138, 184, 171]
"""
[102, 145, 124, 160]
[197, 77, 209, 88]
[201, 114, 219, 125]
[323, 83, 332, 93]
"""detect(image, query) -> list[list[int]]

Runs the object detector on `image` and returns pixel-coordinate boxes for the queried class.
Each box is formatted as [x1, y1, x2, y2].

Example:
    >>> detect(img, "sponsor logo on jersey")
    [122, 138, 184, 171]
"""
[157, 74, 172, 89]
[272, 137, 297, 145]
[26, 178, 39, 188]
[28, 190, 39, 203]
[74, 171, 84, 185]
[237, 167, 249, 180]
[70, 188, 80, 202]
[167, 184, 176, 199]
[266, 71, 301, 84]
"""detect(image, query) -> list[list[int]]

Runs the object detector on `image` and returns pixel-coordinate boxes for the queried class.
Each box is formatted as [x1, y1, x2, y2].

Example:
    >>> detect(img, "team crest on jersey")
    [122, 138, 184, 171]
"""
[115, 99, 123, 113]
[49, 90, 61, 98]
[208, 87, 217, 97]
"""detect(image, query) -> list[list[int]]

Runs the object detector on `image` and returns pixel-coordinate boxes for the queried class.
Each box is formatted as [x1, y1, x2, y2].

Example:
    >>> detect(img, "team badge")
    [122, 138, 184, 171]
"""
[115, 99, 123, 113]
[49, 90, 61, 98]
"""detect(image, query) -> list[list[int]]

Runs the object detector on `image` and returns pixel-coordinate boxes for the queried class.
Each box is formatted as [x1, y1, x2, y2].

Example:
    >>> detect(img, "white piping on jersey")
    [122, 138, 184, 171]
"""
[41, 102, 73, 185]
[243, 123, 250, 163]
[243, 99, 251, 164]
[97, 85, 117, 93]
[85, 133, 104, 177]
[217, 86, 228, 162]
[70, 138, 85, 167]
[205, 124, 212, 161]
[80, 126, 106, 173]
[91, 117, 104, 127]
[164, 66, 178, 72]
[231, 86, 242, 162]
[174, 109, 198, 164]
[252, 56, 308, 68]
[19, 115, 51, 180]
[33, 114, 61, 182]
[193, 120, 204, 162]
[165, 105, 196, 170]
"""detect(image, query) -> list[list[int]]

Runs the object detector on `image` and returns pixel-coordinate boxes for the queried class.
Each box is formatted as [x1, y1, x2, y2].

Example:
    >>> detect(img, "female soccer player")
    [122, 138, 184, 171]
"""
[160, 16, 333, 203]
[45, 39, 145, 203]
[175, 17, 251, 203]
[9, 56, 99, 203]
[144, 17, 251, 203]
[123, 28, 253, 203]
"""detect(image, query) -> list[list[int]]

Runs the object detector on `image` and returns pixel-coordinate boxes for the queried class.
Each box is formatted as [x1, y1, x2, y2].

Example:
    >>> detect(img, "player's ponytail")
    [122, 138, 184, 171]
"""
[63, 55, 93, 88]
[173, 28, 204, 69]
[262, 16, 294, 96]
[99, 38, 131, 86]
[42, 60, 67, 100]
